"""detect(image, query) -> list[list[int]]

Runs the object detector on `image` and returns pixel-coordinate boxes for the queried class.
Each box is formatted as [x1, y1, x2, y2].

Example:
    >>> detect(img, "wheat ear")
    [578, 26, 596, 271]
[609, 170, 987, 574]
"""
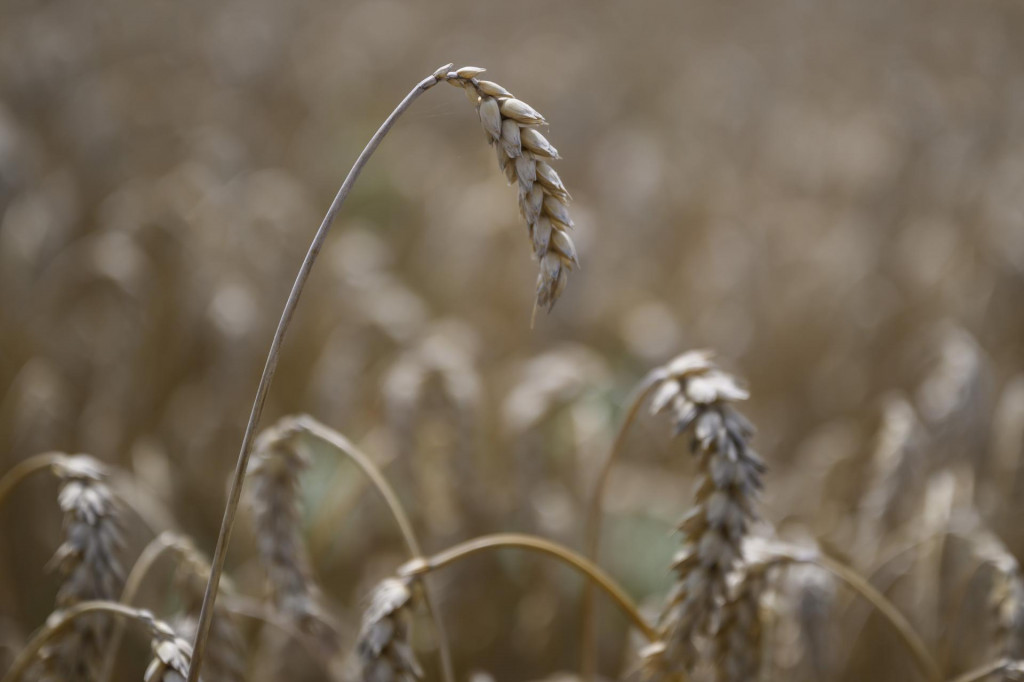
[443, 66, 578, 315]
[40, 456, 126, 682]
[643, 351, 763, 672]
[246, 419, 341, 653]
[356, 577, 424, 681]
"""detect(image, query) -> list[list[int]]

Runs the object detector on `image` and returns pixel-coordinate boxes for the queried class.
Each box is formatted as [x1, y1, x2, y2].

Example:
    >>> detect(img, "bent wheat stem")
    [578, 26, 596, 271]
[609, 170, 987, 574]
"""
[946, 658, 1023, 682]
[0, 452, 65, 512]
[580, 368, 665, 678]
[186, 65, 452, 682]
[400, 532, 658, 643]
[294, 415, 454, 682]
[101, 532, 179, 682]
[3, 602, 161, 682]
[778, 551, 942, 682]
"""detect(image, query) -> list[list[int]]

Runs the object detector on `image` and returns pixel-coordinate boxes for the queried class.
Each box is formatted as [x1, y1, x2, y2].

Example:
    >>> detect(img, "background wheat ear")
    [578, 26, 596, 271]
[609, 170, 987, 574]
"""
[246, 418, 341, 655]
[144, 621, 196, 682]
[646, 351, 765, 674]
[38, 455, 125, 682]
[443, 66, 578, 315]
[356, 577, 423, 682]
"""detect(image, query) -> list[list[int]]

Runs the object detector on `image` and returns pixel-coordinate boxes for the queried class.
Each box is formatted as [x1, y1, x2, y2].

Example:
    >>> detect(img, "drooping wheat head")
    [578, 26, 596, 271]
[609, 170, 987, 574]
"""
[40, 455, 125, 681]
[356, 577, 423, 682]
[144, 620, 196, 682]
[648, 351, 765, 673]
[443, 67, 578, 314]
[247, 418, 340, 654]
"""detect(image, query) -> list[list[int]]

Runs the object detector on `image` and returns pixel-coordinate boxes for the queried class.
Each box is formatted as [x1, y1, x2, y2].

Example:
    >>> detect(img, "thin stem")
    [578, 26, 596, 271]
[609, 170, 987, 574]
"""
[186, 66, 450, 682]
[0, 452, 65, 512]
[402, 532, 658, 643]
[791, 553, 943, 682]
[946, 658, 1021, 682]
[2, 601, 160, 682]
[580, 369, 664, 679]
[101, 532, 178, 682]
[295, 415, 455, 682]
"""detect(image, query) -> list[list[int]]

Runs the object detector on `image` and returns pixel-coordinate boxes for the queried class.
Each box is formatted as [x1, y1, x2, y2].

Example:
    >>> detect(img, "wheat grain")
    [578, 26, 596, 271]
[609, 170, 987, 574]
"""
[443, 67, 578, 313]
[38, 455, 125, 682]
[646, 351, 765, 673]
[356, 577, 423, 682]
[246, 418, 340, 655]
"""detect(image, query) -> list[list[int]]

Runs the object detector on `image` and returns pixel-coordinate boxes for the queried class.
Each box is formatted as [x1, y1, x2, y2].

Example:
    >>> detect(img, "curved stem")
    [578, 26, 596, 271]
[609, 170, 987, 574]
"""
[0, 452, 65, 513]
[3, 601, 160, 682]
[402, 532, 658, 643]
[792, 553, 943, 682]
[186, 66, 451, 682]
[295, 415, 454, 682]
[101, 532, 178, 682]
[946, 658, 1021, 682]
[580, 370, 664, 679]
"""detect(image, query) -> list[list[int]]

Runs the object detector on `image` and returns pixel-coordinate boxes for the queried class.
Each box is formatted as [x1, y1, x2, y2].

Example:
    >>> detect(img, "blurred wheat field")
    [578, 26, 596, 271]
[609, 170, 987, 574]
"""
[2, 0, 1024, 680]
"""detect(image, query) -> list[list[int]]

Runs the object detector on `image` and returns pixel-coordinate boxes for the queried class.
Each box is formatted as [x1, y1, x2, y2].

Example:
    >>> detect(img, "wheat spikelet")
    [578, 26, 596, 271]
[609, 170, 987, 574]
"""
[166, 536, 246, 682]
[443, 66, 578, 314]
[39, 455, 125, 682]
[713, 564, 768, 682]
[356, 577, 423, 682]
[647, 350, 765, 673]
[247, 418, 340, 654]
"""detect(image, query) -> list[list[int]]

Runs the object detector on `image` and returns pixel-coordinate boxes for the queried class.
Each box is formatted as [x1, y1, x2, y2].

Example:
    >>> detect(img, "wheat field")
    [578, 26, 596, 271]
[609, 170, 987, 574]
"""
[2, 0, 1024, 680]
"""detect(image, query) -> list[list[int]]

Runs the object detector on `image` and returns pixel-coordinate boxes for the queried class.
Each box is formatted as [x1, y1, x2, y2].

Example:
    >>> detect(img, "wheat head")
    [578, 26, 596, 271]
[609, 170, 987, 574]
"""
[356, 577, 423, 682]
[443, 66, 578, 314]
[647, 351, 765, 673]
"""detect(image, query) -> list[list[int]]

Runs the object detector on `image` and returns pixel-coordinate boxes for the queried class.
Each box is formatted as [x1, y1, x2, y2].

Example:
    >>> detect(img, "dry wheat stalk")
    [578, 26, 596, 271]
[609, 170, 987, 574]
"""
[246, 418, 340, 654]
[647, 351, 765, 673]
[38, 455, 125, 682]
[443, 66, 578, 314]
[356, 577, 423, 682]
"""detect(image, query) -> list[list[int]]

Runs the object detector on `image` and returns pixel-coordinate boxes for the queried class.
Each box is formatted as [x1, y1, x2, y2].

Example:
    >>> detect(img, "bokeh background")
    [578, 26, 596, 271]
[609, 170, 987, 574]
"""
[2, 0, 1024, 679]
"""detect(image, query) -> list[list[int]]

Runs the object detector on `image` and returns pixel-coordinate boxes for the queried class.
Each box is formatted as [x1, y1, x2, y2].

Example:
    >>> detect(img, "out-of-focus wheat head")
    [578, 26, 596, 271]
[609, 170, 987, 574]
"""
[143, 621, 195, 682]
[356, 577, 422, 682]
[246, 418, 341, 654]
[648, 351, 765, 673]
[38, 455, 125, 682]
[443, 66, 578, 314]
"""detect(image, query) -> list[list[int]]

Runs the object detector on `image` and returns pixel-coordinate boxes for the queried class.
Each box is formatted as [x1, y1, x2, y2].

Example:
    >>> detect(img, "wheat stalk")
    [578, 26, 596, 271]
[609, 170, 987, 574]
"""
[713, 562, 769, 682]
[3, 603, 186, 682]
[356, 577, 423, 682]
[189, 63, 573, 682]
[443, 66, 578, 315]
[246, 418, 341, 654]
